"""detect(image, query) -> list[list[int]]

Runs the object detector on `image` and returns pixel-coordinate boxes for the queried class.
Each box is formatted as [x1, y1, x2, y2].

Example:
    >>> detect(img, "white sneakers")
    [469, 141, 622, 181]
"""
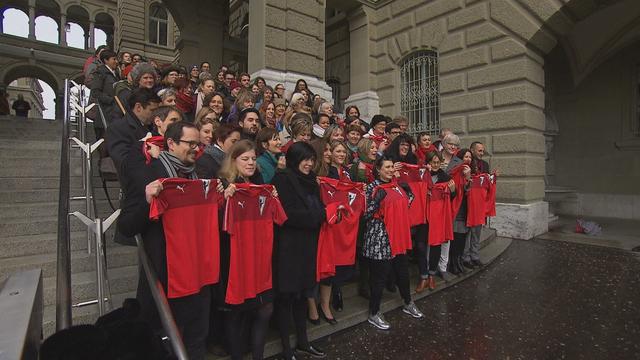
[368, 302, 425, 330]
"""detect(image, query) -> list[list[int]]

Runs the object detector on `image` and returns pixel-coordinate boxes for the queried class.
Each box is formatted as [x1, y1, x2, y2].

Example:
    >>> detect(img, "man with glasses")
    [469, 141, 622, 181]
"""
[118, 121, 219, 360]
[433, 128, 453, 152]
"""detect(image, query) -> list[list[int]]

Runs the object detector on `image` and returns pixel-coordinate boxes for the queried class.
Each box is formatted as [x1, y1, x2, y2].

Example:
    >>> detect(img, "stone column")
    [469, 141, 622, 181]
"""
[59, 13, 67, 46]
[248, 0, 332, 100]
[344, 6, 379, 122]
[88, 21, 95, 50]
[28, 5, 36, 40]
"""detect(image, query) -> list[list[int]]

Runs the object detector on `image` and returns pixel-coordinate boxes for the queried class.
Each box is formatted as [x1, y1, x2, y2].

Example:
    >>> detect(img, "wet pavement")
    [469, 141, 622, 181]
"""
[297, 239, 640, 360]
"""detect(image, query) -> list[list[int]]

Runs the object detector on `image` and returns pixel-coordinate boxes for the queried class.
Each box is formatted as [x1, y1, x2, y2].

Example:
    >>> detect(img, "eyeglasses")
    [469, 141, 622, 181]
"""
[176, 139, 200, 149]
[447, 143, 460, 147]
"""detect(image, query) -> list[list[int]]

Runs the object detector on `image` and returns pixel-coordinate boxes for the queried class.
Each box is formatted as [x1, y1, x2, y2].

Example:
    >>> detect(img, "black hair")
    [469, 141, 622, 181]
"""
[373, 154, 395, 179]
[456, 148, 472, 161]
[426, 151, 443, 163]
[370, 114, 387, 128]
[127, 87, 161, 109]
[470, 141, 483, 150]
[163, 121, 198, 149]
[200, 61, 210, 69]
[95, 45, 108, 56]
[286, 141, 317, 170]
[384, 133, 417, 164]
[131, 53, 142, 60]
[416, 131, 431, 144]
[239, 107, 261, 124]
[385, 122, 401, 133]
[151, 105, 182, 123]
[99, 49, 117, 62]
[315, 112, 330, 124]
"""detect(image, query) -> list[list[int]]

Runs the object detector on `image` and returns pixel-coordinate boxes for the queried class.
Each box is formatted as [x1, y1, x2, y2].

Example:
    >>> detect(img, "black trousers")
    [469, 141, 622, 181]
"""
[137, 275, 211, 360]
[275, 292, 310, 358]
[450, 231, 467, 260]
[367, 254, 411, 315]
[428, 244, 442, 275]
[224, 303, 273, 360]
[412, 224, 429, 278]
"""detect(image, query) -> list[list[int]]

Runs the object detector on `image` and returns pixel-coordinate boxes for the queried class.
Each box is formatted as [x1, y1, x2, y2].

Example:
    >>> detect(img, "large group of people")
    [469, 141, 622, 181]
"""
[83, 46, 498, 360]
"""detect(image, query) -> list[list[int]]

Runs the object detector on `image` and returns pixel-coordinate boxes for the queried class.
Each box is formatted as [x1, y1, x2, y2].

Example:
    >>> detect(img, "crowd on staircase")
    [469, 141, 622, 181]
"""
[40, 45, 498, 360]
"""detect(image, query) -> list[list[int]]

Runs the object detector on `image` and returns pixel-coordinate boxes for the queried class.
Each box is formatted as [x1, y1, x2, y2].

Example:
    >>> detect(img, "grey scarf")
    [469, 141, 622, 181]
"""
[158, 151, 197, 179]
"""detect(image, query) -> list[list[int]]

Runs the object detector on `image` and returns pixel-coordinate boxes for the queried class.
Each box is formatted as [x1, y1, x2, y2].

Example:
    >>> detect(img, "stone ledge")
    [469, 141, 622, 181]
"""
[493, 201, 548, 239]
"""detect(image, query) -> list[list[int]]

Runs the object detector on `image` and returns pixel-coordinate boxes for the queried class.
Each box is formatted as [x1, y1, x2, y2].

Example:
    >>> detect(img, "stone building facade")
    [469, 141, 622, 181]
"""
[1, 0, 639, 239]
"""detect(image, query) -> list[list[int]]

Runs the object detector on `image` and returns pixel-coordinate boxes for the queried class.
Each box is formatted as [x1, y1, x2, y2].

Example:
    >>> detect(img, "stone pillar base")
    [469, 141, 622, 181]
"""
[250, 69, 332, 102]
[491, 201, 548, 240]
[344, 91, 380, 123]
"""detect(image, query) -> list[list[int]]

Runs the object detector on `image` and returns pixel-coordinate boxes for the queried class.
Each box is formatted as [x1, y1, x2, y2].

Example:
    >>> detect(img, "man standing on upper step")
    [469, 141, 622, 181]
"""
[12, 94, 31, 117]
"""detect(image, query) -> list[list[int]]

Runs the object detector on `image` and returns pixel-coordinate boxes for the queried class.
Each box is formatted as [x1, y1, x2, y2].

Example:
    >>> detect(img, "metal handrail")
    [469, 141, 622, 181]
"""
[55, 79, 72, 330]
[134, 235, 189, 360]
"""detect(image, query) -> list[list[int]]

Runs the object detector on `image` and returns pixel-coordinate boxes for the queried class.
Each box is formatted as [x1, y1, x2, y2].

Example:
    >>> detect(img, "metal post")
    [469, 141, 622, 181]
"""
[85, 137, 93, 255]
[95, 219, 105, 315]
[135, 235, 189, 360]
[56, 79, 72, 331]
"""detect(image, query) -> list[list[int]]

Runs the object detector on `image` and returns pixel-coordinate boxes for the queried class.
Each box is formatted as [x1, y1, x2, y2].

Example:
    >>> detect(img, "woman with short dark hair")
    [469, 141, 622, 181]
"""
[272, 142, 327, 360]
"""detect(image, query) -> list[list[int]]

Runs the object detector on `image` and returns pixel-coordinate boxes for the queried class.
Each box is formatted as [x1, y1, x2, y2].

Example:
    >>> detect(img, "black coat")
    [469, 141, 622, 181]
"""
[195, 146, 225, 179]
[90, 65, 119, 128]
[271, 170, 325, 293]
[118, 159, 170, 289]
[106, 112, 150, 177]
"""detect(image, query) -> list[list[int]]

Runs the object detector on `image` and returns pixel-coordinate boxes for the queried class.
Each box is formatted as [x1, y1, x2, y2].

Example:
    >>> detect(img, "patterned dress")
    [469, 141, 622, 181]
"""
[362, 180, 414, 260]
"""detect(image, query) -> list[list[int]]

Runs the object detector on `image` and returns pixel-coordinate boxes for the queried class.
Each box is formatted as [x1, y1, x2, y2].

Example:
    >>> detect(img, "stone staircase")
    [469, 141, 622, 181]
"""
[0, 115, 138, 337]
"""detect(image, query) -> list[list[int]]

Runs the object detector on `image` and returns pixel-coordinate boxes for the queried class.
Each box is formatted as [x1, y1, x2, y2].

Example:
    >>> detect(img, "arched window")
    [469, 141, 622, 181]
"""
[400, 50, 439, 135]
[149, 3, 168, 46]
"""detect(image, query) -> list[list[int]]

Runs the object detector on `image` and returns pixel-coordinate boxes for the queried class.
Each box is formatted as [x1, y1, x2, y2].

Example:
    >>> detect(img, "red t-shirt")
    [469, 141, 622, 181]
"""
[223, 183, 287, 305]
[427, 182, 454, 246]
[373, 182, 412, 256]
[149, 178, 221, 299]
[466, 173, 491, 227]
[397, 163, 432, 226]
[316, 177, 366, 280]
[486, 173, 497, 217]
[448, 163, 468, 220]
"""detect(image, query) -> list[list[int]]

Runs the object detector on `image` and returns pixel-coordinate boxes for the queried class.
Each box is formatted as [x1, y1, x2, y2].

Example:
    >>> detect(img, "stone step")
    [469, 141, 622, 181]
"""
[0, 187, 120, 204]
[41, 265, 139, 308]
[0, 200, 114, 220]
[0, 244, 137, 283]
[0, 176, 119, 190]
[0, 139, 62, 150]
[0, 231, 92, 259]
[42, 291, 137, 338]
[0, 158, 90, 177]
[0, 215, 108, 237]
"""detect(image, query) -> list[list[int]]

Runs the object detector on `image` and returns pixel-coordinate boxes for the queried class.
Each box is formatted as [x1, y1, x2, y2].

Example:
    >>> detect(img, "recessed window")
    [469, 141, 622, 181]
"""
[149, 3, 168, 46]
[400, 50, 439, 135]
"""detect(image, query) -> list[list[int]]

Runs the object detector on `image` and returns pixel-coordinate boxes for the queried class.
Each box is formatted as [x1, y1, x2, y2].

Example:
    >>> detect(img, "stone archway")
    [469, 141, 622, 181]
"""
[2, 62, 63, 118]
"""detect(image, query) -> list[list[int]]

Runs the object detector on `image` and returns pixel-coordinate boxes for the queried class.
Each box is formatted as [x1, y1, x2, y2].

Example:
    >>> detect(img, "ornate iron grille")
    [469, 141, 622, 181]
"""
[400, 50, 439, 136]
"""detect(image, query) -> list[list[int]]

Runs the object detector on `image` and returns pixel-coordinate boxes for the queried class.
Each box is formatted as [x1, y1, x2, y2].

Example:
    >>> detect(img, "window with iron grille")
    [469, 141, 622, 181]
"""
[400, 50, 439, 135]
[149, 3, 168, 46]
